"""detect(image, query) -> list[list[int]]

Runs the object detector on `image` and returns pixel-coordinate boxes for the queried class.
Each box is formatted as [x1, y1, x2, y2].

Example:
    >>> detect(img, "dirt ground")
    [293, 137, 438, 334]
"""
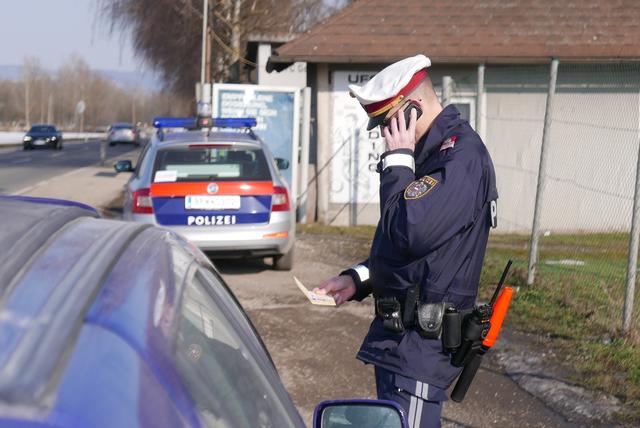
[217, 231, 574, 427]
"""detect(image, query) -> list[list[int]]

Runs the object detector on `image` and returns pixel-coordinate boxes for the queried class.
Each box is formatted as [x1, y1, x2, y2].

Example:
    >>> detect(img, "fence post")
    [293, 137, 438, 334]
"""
[527, 58, 559, 286]
[298, 87, 311, 224]
[442, 76, 453, 106]
[476, 64, 485, 138]
[623, 132, 640, 333]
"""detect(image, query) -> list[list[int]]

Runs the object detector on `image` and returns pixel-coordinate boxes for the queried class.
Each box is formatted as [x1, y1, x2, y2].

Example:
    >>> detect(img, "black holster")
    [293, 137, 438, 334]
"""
[375, 284, 419, 333]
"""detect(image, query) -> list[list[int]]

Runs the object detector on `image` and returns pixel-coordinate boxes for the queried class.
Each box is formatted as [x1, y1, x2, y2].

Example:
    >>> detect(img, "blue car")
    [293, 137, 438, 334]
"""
[0, 196, 406, 428]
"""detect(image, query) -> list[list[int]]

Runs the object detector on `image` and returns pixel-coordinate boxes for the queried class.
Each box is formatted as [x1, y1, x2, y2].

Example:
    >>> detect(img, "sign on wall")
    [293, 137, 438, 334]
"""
[330, 71, 384, 204]
[213, 84, 300, 204]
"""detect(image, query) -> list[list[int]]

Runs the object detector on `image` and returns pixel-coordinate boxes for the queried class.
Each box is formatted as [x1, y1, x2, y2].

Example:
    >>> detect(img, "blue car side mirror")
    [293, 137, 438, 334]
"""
[313, 399, 407, 428]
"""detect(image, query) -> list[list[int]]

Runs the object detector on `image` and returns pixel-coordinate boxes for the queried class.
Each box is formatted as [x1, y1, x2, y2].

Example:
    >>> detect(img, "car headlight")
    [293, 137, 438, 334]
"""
[23, 136, 32, 141]
[51, 136, 57, 140]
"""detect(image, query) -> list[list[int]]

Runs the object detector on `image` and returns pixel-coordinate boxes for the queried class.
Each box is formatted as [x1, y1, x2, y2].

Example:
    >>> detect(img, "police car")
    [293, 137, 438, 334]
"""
[0, 195, 406, 428]
[115, 117, 295, 270]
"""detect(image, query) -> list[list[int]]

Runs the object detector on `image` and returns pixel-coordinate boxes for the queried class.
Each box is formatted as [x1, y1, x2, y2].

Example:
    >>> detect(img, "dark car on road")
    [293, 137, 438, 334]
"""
[23, 124, 63, 150]
[0, 196, 406, 428]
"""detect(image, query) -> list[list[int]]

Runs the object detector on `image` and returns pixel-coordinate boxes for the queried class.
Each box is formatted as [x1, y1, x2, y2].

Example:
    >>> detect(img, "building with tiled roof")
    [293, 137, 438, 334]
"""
[268, 0, 640, 231]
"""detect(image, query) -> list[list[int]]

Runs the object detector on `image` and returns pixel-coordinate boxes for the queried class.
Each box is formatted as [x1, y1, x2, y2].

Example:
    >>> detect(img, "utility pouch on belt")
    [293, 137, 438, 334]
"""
[416, 302, 446, 339]
[442, 306, 462, 352]
[376, 297, 404, 333]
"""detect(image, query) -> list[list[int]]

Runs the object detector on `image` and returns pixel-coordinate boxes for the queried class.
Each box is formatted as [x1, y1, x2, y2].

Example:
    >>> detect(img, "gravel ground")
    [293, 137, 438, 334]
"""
[217, 232, 573, 427]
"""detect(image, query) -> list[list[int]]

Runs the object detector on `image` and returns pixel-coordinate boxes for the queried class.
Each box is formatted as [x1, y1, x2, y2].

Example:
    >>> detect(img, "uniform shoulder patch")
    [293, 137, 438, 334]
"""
[404, 175, 439, 200]
[440, 135, 457, 151]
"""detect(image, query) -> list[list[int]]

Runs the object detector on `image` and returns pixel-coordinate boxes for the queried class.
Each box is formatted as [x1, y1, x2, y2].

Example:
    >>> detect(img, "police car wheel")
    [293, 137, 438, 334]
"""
[273, 249, 293, 271]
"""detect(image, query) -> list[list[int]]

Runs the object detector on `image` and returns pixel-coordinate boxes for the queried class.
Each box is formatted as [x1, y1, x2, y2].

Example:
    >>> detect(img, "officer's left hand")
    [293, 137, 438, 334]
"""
[382, 106, 417, 152]
[313, 275, 355, 306]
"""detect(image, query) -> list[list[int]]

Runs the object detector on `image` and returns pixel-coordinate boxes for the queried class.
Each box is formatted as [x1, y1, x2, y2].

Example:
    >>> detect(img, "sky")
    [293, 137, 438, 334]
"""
[0, 0, 144, 73]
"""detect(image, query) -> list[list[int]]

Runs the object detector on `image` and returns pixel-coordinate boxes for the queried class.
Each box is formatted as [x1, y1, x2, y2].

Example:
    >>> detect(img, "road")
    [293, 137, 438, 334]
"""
[0, 140, 138, 195]
[219, 232, 575, 428]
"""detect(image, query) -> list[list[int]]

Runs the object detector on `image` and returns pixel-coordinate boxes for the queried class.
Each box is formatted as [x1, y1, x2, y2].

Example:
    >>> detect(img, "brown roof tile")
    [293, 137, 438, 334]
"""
[272, 0, 640, 63]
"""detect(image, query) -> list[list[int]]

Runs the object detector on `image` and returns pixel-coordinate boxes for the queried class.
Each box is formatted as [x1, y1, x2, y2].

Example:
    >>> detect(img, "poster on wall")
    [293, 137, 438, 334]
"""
[212, 84, 300, 205]
[330, 71, 384, 204]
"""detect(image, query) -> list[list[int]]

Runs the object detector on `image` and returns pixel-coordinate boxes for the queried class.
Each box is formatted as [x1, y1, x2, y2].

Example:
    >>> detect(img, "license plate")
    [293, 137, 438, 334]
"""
[185, 195, 241, 210]
[33, 139, 45, 145]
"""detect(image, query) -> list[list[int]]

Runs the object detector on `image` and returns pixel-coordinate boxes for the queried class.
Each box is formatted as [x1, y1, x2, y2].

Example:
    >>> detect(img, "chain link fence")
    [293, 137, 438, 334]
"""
[450, 62, 640, 340]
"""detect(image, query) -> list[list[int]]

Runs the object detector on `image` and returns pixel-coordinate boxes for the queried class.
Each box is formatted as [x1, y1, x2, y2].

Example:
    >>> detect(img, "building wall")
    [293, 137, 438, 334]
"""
[317, 63, 640, 233]
[257, 44, 307, 88]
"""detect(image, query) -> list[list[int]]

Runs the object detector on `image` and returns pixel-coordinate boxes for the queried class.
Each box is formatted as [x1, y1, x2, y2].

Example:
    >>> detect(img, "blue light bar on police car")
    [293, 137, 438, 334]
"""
[212, 117, 257, 128]
[153, 117, 197, 129]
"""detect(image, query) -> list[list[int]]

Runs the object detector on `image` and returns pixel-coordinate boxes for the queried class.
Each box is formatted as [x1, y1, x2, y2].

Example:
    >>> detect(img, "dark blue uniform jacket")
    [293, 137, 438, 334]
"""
[353, 105, 498, 390]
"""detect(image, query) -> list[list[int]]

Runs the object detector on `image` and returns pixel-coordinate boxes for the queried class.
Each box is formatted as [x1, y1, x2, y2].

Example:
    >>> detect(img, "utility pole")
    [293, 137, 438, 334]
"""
[200, 0, 208, 85]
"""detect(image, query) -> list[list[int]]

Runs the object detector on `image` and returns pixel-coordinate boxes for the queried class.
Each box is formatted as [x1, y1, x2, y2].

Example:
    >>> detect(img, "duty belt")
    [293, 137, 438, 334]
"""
[375, 284, 473, 346]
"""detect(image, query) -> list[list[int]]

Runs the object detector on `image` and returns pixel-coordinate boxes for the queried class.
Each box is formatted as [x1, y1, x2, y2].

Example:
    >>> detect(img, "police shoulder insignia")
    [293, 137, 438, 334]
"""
[440, 135, 457, 151]
[404, 176, 439, 200]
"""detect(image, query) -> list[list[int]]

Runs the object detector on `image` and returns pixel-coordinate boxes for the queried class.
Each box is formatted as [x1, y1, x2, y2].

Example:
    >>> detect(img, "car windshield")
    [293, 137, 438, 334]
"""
[112, 124, 133, 130]
[153, 145, 271, 182]
[174, 270, 294, 427]
[29, 126, 55, 133]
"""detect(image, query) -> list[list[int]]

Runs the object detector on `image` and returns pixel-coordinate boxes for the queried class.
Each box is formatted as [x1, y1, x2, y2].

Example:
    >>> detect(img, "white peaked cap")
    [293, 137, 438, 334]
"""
[348, 54, 431, 106]
[348, 54, 431, 130]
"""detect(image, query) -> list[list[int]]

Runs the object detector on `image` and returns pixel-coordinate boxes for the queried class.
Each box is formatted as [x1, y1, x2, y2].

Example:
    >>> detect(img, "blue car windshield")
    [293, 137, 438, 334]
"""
[174, 270, 295, 427]
[29, 126, 56, 133]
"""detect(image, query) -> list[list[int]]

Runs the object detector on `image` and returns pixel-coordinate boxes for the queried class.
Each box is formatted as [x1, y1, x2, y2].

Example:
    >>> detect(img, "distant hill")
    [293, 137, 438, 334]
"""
[0, 64, 162, 92]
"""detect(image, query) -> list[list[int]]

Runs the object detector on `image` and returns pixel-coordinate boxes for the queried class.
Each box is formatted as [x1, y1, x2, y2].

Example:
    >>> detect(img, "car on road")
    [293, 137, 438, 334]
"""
[107, 122, 140, 146]
[115, 117, 295, 270]
[23, 124, 63, 150]
[0, 195, 406, 428]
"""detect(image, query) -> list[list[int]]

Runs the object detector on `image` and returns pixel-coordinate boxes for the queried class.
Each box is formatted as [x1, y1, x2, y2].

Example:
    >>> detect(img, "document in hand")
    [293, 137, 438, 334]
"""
[293, 276, 336, 306]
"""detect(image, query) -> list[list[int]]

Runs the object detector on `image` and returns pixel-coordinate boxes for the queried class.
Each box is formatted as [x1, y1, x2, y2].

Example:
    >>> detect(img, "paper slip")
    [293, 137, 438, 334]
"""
[293, 276, 336, 306]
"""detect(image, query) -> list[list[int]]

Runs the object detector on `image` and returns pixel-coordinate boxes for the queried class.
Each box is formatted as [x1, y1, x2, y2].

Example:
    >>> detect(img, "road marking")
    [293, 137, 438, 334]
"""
[11, 157, 31, 164]
[52, 152, 63, 158]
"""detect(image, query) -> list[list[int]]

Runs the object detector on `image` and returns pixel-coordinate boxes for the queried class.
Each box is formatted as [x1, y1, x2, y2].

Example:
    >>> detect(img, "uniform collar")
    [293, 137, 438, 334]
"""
[414, 105, 461, 166]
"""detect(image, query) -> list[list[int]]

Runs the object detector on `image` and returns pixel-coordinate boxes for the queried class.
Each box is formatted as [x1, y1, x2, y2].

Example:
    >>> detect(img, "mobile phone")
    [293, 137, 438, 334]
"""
[403, 101, 423, 129]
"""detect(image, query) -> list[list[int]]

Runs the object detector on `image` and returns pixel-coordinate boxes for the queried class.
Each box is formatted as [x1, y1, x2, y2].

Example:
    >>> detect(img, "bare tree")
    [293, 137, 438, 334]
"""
[97, 0, 343, 97]
[0, 55, 191, 131]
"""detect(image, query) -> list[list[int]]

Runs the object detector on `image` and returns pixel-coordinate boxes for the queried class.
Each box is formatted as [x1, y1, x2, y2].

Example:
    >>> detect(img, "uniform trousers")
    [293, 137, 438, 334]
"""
[374, 366, 444, 428]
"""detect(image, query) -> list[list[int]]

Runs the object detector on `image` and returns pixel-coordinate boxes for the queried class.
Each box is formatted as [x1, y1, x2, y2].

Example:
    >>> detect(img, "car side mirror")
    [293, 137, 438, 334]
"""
[313, 399, 407, 428]
[114, 160, 134, 173]
[275, 158, 290, 170]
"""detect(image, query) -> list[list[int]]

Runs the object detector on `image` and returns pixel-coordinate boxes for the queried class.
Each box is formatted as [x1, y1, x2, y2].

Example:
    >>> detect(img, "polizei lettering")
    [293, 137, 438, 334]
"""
[187, 215, 237, 226]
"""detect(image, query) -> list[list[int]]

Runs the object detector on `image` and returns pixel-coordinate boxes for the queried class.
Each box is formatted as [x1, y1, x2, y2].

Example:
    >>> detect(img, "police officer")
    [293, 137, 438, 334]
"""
[314, 54, 498, 427]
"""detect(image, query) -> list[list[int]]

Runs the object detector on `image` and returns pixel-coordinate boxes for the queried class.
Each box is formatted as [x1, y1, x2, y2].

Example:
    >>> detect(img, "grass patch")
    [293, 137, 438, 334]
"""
[300, 224, 640, 418]
[297, 223, 376, 240]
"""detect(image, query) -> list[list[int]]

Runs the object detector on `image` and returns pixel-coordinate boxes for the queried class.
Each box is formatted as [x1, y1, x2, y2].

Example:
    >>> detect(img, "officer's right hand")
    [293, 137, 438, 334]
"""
[313, 276, 356, 306]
